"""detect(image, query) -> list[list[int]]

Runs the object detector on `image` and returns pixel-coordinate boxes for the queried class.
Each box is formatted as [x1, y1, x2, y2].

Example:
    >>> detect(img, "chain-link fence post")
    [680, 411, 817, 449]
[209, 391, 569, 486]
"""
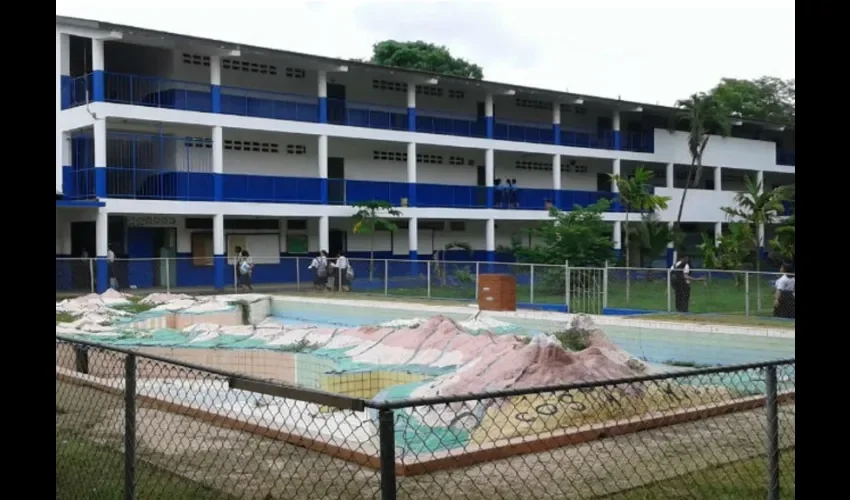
[745, 271, 751, 317]
[124, 353, 137, 500]
[564, 260, 570, 312]
[165, 257, 171, 294]
[765, 364, 780, 500]
[233, 260, 238, 293]
[666, 267, 672, 313]
[384, 259, 389, 296]
[602, 261, 609, 310]
[474, 262, 480, 301]
[529, 264, 535, 305]
[89, 258, 95, 293]
[296, 257, 301, 292]
[378, 408, 397, 500]
[426, 261, 431, 299]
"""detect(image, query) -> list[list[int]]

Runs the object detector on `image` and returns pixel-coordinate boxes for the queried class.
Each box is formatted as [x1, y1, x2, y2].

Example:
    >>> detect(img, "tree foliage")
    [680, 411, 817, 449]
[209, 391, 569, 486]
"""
[629, 213, 674, 268]
[352, 200, 402, 280]
[366, 40, 484, 79]
[769, 185, 795, 263]
[709, 77, 795, 125]
[699, 223, 754, 286]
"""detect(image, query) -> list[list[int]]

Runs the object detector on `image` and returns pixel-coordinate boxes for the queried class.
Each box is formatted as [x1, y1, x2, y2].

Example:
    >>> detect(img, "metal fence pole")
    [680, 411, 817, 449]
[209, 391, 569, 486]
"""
[474, 262, 480, 301]
[384, 259, 389, 296]
[124, 354, 137, 500]
[745, 272, 751, 317]
[529, 264, 535, 305]
[233, 260, 238, 293]
[564, 260, 570, 311]
[378, 408, 398, 500]
[666, 268, 672, 313]
[603, 261, 609, 309]
[89, 258, 95, 293]
[295, 257, 301, 292]
[426, 261, 431, 299]
[765, 365, 780, 500]
[165, 257, 171, 294]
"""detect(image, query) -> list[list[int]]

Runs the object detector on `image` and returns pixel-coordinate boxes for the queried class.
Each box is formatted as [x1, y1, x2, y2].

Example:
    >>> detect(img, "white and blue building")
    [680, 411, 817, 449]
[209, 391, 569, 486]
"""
[55, 16, 795, 293]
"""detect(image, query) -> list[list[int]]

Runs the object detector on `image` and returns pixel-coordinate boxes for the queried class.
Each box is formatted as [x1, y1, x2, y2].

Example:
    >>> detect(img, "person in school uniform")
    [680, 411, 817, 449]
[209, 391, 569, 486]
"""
[671, 256, 692, 313]
[773, 263, 795, 319]
[335, 251, 350, 292]
[308, 250, 329, 290]
[238, 249, 254, 292]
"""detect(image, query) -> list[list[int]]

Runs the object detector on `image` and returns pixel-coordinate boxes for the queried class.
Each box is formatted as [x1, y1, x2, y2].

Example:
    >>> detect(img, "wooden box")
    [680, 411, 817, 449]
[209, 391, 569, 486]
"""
[477, 274, 517, 311]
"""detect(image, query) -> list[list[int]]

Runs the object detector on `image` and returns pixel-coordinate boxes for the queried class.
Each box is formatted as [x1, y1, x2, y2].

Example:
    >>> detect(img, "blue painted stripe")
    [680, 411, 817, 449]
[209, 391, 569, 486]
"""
[407, 182, 416, 207]
[485, 116, 494, 139]
[319, 97, 328, 123]
[486, 250, 496, 273]
[553, 124, 561, 145]
[211, 85, 221, 113]
[666, 247, 674, 268]
[94, 168, 106, 198]
[553, 190, 561, 208]
[407, 107, 416, 132]
[213, 174, 223, 201]
[213, 254, 226, 289]
[408, 250, 419, 277]
[60, 75, 72, 110]
[320, 178, 328, 204]
[92, 70, 105, 102]
[613, 130, 622, 151]
[56, 200, 105, 208]
[96, 257, 108, 293]
[486, 186, 494, 208]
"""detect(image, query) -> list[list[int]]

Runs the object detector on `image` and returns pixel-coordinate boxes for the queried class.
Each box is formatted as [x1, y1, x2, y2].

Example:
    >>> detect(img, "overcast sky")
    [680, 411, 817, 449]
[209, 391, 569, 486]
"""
[56, 0, 795, 106]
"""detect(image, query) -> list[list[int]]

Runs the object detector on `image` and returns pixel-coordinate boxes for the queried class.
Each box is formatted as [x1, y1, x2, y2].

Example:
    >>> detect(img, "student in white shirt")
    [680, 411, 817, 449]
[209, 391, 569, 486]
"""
[107, 245, 118, 290]
[670, 256, 692, 312]
[335, 251, 350, 292]
[238, 249, 254, 292]
[308, 250, 329, 290]
[773, 263, 795, 319]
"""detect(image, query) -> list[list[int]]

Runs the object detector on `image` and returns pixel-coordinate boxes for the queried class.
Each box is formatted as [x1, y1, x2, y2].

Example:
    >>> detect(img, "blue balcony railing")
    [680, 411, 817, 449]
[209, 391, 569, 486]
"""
[415, 114, 485, 137]
[103, 73, 214, 112]
[777, 149, 795, 166]
[621, 131, 655, 153]
[327, 179, 410, 206]
[220, 87, 319, 122]
[417, 183, 489, 208]
[222, 174, 323, 203]
[494, 121, 554, 144]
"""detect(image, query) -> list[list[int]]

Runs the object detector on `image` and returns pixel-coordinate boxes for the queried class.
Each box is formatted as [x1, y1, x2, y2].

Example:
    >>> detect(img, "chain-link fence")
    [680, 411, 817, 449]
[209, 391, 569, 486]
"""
[57, 258, 794, 321]
[57, 335, 794, 500]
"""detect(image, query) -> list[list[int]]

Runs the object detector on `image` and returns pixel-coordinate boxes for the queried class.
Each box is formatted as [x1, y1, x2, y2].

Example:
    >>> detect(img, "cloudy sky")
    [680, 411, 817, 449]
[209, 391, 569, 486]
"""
[56, 0, 795, 106]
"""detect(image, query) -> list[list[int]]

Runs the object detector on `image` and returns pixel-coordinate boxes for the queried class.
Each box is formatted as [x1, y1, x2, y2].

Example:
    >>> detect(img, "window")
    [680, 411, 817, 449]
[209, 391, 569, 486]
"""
[373, 150, 406, 162]
[224, 140, 279, 153]
[287, 234, 308, 254]
[184, 137, 212, 148]
[420, 221, 444, 231]
[515, 160, 553, 171]
[191, 232, 214, 266]
[516, 98, 551, 110]
[286, 219, 308, 231]
[416, 85, 443, 97]
[448, 156, 467, 166]
[372, 79, 408, 92]
[285, 144, 307, 155]
[284, 67, 306, 79]
[448, 89, 465, 99]
[182, 53, 210, 67]
[449, 221, 466, 231]
[222, 58, 277, 76]
[417, 154, 443, 164]
[574, 165, 588, 173]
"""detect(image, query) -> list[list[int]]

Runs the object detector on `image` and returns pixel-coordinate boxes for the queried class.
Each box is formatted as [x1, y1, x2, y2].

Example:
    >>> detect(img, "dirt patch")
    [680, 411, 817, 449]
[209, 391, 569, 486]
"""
[57, 380, 794, 499]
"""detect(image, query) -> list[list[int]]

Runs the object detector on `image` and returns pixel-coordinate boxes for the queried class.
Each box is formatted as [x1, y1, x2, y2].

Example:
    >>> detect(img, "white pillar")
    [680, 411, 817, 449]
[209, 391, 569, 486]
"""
[715, 222, 723, 246]
[406, 142, 416, 183]
[56, 31, 69, 108]
[408, 217, 418, 253]
[94, 119, 107, 167]
[552, 154, 561, 191]
[318, 70, 327, 98]
[714, 166, 722, 191]
[612, 110, 621, 132]
[485, 219, 495, 252]
[210, 55, 221, 85]
[213, 214, 225, 256]
[212, 126, 223, 174]
[407, 84, 416, 109]
[485, 149, 494, 187]
[95, 210, 108, 257]
[666, 163, 674, 188]
[319, 215, 329, 253]
[318, 135, 328, 178]
[91, 38, 105, 71]
[485, 94, 494, 117]
[667, 222, 675, 250]
[612, 159, 621, 192]
[613, 221, 622, 250]
[552, 103, 561, 126]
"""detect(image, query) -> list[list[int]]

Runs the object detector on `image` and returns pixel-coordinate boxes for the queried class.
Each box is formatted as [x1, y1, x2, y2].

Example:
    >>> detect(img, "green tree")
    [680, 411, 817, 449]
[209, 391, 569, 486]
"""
[770, 186, 795, 262]
[709, 77, 795, 124]
[629, 213, 674, 280]
[366, 40, 484, 79]
[672, 93, 732, 241]
[610, 167, 671, 302]
[699, 223, 754, 287]
[512, 200, 615, 294]
[352, 200, 402, 281]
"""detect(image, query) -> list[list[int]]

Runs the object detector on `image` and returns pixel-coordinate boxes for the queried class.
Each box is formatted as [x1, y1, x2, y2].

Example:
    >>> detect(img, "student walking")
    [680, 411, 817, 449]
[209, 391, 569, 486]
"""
[335, 251, 350, 292]
[238, 249, 254, 292]
[308, 250, 329, 290]
[773, 263, 795, 319]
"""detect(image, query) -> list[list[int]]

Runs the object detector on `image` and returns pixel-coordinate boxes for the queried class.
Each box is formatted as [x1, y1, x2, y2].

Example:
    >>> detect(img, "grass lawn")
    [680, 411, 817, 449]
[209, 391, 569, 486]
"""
[608, 450, 795, 499]
[371, 273, 778, 316]
[56, 430, 231, 500]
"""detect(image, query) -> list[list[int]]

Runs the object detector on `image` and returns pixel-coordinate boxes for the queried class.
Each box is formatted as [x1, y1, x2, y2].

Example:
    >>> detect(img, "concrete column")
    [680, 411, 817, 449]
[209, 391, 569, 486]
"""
[407, 84, 416, 132]
[612, 110, 621, 150]
[56, 31, 70, 109]
[714, 166, 722, 191]
[552, 103, 561, 145]
[319, 215, 329, 253]
[485, 148, 495, 208]
[612, 159, 621, 210]
[94, 119, 107, 198]
[406, 142, 416, 206]
[318, 135, 328, 204]
[210, 55, 221, 113]
[485, 94, 494, 138]
[666, 163, 674, 188]
[485, 218, 496, 271]
[91, 38, 105, 102]
[318, 70, 328, 123]
[715, 222, 723, 246]
[408, 216, 418, 275]
[666, 221, 675, 267]
[212, 126, 223, 200]
[213, 213, 225, 289]
[552, 154, 562, 208]
[95, 210, 109, 293]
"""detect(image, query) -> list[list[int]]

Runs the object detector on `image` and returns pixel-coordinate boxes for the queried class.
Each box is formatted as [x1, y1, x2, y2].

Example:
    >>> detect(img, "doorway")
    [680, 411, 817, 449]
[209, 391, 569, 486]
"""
[327, 83, 346, 125]
[328, 157, 345, 204]
[476, 165, 487, 207]
[597, 173, 612, 192]
[329, 229, 347, 257]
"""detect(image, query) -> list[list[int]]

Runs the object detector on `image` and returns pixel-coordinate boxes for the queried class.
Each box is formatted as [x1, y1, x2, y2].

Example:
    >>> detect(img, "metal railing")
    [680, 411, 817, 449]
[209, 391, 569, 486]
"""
[56, 335, 795, 499]
[56, 257, 794, 319]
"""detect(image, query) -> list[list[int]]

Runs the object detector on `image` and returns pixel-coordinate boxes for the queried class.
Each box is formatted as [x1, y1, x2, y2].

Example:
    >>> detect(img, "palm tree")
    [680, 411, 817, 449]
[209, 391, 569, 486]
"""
[629, 213, 673, 280]
[610, 167, 671, 303]
[352, 200, 402, 281]
[672, 93, 732, 241]
[721, 177, 790, 310]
